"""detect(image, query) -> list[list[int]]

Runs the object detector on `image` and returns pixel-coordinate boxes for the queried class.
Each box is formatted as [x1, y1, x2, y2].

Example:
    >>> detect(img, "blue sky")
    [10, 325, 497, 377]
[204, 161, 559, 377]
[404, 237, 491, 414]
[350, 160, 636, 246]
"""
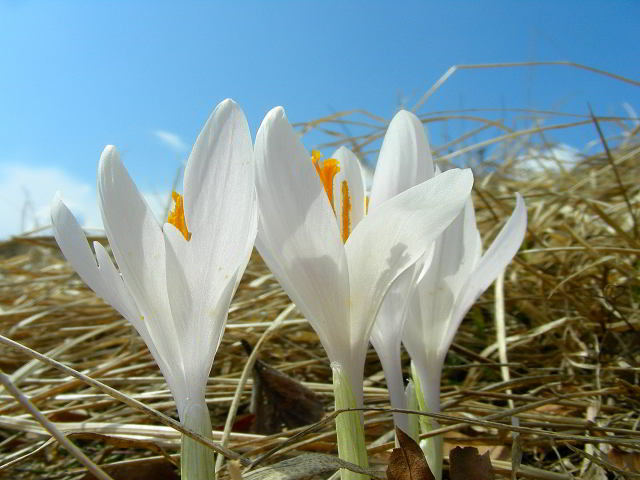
[0, 1, 638, 237]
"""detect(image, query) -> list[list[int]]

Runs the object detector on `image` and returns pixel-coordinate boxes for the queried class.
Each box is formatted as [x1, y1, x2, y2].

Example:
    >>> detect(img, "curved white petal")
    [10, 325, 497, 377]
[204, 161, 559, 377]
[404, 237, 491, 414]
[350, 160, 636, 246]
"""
[92, 242, 142, 329]
[331, 146, 366, 240]
[93, 240, 184, 402]
[443, 193, 527, 350]
[51, 195, 139, 322]
[164, 99, 257, 389]
[345, 168, 474, 389]
[405, 197, 482, 361]
[370, 265, 416, 432]
[370, 267, 414, 356]
[254, 107, 350, 364]
[378, 338, 408, 431]
[369, 110, 434, 209]
[97, 146, 185, 392]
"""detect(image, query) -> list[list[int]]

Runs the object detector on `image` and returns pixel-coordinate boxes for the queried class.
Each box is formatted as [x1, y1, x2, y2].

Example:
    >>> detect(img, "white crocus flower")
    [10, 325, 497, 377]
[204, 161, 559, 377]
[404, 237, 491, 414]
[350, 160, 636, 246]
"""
[403, 192, 527, 479]
[51, 99, 257, 480]
[253, 106, 473, 479]
[368, 110, 435, 433]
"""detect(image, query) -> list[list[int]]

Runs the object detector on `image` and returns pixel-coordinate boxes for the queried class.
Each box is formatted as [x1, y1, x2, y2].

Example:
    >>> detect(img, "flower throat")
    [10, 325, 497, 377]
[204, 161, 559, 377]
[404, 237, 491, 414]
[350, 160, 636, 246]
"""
[311, 150, 351, 243]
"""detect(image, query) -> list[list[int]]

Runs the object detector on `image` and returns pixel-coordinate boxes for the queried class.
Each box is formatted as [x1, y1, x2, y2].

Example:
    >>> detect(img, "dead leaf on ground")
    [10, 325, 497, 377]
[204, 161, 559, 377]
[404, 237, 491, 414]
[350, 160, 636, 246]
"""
[449, 446, 494, 480]
[242, 339, 325, 434]
[387, 427, 435, 480]
[443, 429, 510, 461]
[81, 459, 178, 480]
[608, 448, 640, 473]
[213, 412, 257, 433]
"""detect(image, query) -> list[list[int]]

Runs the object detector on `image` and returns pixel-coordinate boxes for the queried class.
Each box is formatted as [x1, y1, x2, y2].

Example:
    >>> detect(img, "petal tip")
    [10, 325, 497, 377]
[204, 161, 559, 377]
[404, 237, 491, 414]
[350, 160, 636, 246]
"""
[266, 106, 286, 123]
[98, 145, 119, 173]
[102, 144, 117, 158]
[446, 167, 474, 190]
[335, 145, 351, 156]
[215, 98, 241, 117]
[50, 193, 67, 222]
[390, 109, 420, 129]
[257, 106, 289, 142]
[52, 191, 63, 206]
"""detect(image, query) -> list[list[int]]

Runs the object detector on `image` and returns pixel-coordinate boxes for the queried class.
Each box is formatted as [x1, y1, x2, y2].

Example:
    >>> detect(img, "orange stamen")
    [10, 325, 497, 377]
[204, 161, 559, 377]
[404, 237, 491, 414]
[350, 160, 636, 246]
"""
[167, 191, 191, 241]
[311, 150, 341, 209]
[340, 180, 351, 243]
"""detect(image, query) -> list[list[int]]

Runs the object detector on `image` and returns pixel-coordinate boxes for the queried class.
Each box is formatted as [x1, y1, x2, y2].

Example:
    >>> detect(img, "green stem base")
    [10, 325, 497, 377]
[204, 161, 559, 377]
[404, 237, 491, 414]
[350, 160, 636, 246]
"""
[411, 362, 443, 480]
[332, 362, 369, 480]
[181, 400, 215, 480]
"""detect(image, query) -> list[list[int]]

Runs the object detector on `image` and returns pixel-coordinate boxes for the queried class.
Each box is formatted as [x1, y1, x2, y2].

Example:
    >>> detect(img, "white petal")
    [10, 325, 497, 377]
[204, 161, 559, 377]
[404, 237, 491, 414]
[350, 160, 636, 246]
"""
[331, 146, 366, 240]
[93, 240, 185, 400]
[370, 267, 414, 356]
[183, 99, 256, 264]
[369, 110, 434, 209]
[254, 107, 350, 364]
[97, 146, 185, 381]
[443, 193, 527, 350]
[51, 195, 138, 322]
[406, 197, 483, 359]
[164, 99, 257, 385]
[377, 338, 408, 431]
[370, 266, 417, 432]
[92, 242, 142, 327]
[345, 168, 474, 376]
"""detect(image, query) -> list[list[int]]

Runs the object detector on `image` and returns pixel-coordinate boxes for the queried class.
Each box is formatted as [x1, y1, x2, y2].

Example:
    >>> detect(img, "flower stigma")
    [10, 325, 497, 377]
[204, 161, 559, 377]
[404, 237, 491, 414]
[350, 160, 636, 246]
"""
[168, 191, 192, 241]
[311, 150, 340, 210]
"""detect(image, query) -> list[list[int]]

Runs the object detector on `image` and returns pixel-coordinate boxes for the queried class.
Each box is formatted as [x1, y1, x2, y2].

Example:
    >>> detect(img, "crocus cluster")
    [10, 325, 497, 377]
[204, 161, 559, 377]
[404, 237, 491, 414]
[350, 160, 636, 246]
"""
[368, 111, 527, 478]
[51, 99, 526, 480]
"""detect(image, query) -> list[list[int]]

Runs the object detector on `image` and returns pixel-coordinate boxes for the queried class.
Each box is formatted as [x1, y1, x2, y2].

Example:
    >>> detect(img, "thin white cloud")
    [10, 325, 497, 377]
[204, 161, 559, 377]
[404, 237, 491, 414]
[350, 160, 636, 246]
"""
[153, 129, 188, 152]
[0, 162, 100, 239]
[0, 162, 170, 239]
[517, 143, 581, 173]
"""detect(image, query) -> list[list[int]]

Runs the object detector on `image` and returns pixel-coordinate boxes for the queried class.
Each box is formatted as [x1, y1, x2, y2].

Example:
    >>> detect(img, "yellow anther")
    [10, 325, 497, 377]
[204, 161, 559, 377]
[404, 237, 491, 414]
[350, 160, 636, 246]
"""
[167, 191, 191, 241]
[340, 180, 351, 243]
[311, 150, 341, 209]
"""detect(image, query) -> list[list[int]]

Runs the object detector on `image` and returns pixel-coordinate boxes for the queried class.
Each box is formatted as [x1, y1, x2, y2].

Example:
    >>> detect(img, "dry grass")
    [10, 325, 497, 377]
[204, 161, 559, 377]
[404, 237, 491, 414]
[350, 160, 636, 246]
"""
[0, 64, 638, 479]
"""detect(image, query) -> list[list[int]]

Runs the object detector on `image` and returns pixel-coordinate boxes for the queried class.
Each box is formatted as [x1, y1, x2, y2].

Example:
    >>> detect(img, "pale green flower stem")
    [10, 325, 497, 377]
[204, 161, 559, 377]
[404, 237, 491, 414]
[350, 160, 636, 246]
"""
[332, 363, 369, 480]
[405, 379, 420, 442]
[181, 399, 215, 480]
[411, 362, 443, 480]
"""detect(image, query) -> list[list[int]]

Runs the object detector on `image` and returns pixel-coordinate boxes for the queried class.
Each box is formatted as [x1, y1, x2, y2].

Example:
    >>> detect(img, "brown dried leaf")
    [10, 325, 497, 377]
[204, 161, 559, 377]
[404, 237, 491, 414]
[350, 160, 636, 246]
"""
[81, 459, 178, 480]
[213, 412, 257, 433]
[608, 448, 640, 473]
[443, 430, 511, 461]
[242, 339, 325, 434]
[387, 427, 435, 480]
[449, 446, 494, 480]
